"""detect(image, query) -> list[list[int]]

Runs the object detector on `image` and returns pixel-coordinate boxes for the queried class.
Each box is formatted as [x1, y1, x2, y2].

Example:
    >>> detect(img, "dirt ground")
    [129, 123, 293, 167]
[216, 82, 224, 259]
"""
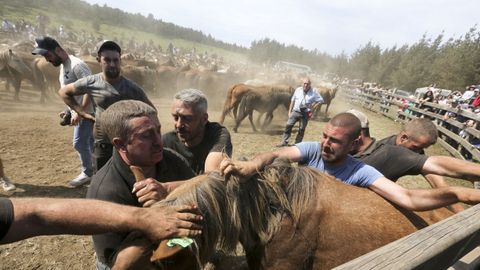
[0, 83, 473, 270]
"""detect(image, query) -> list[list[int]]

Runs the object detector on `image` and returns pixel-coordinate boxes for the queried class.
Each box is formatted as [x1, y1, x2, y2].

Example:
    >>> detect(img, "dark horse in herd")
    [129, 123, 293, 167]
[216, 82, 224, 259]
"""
[233, 90, 292, 132]
[119, 159, 452, 270]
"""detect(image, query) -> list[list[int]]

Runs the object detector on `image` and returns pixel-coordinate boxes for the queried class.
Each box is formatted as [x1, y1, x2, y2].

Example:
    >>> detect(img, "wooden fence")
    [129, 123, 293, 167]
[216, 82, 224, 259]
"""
[336, 86, 480, 269]
[334, 203, 480, 269]
[340, 87, 480, 161]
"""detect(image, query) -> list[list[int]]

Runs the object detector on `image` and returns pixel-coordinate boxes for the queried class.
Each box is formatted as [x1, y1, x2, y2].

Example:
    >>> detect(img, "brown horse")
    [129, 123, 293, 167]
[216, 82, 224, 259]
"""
[143, 159, 452, 270]
[220, 84, 294, 124]
[0, 49, 46, 102]
[313, 85, 338, 118]
[233, 91, 292, 133]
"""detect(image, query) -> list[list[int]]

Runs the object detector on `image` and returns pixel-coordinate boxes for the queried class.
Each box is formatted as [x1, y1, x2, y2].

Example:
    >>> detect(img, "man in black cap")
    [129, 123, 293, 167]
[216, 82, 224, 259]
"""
[58, 40, 155, 172]
[32, 36, 94, 187]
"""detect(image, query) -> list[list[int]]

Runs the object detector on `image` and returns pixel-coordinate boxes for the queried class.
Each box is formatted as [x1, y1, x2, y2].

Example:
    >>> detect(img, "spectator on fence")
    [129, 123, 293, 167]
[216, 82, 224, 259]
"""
[470, 89, 480, 108]
[462, 85, 476, 102]
[439, 94, 454, 107]
[396, 98, 410, 122]
[416, 89, 435, 118]
[451, 91, 462, 102]
[442, 101, 475, 160]
[419, 89, 434, 107]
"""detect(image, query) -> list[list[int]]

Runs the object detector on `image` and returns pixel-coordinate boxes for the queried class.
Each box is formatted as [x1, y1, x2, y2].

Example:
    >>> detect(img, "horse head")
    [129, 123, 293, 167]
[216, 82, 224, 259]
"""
[150, 159, 318, 269]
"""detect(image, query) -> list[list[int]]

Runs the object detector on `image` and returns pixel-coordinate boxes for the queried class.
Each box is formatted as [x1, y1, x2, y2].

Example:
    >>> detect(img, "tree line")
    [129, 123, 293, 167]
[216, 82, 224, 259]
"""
[249, 28, 480, 92]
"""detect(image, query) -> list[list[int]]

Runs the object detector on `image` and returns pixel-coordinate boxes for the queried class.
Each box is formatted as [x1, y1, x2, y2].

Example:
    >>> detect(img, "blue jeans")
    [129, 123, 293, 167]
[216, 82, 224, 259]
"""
[73, 119, 94, 177]
[281, 111, 309, 144]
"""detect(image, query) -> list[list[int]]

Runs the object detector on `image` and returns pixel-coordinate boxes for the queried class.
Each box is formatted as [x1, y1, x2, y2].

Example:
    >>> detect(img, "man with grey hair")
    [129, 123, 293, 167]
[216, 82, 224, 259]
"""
[87, 100, 195, 269]
[162, 88, 233, 174]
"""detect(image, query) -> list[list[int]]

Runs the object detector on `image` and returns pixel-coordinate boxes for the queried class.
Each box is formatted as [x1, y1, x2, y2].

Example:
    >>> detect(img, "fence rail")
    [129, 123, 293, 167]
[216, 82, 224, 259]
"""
[341, 87, 480, 161]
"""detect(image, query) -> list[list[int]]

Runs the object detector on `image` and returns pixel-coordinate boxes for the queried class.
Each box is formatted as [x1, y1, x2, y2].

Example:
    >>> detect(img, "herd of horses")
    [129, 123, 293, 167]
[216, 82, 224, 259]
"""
[0, 43, 246, 103]
[0, 44, 339, 133]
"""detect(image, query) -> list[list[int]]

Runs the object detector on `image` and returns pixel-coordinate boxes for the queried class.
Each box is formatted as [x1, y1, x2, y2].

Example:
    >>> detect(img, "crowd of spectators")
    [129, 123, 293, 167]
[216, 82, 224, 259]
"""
[348, 82, 480, 161]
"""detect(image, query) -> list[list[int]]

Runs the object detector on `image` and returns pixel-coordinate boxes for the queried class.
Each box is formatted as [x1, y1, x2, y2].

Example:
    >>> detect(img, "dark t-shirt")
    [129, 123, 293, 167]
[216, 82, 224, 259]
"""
[0, 198, 14, 241]
[353, 137, 428, 181]
[86, 149, 195, 265]
[379, 135, 426, 155]
[162, 122, 233, 174]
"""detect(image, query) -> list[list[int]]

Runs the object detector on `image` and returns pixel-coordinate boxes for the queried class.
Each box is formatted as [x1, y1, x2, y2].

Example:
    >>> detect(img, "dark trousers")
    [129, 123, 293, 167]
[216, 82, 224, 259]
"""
[281, 111, 309, 144]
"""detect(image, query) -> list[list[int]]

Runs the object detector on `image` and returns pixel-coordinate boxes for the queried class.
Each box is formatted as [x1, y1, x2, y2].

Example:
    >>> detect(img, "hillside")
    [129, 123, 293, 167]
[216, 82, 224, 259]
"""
[0, 0, 248, 63]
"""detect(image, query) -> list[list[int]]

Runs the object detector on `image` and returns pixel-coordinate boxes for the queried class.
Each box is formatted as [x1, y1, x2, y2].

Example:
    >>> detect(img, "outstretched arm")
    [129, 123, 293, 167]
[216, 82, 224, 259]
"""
[221, 146, 302, 178]
[422, 156, 480, 182]
[423, 174, 464, 213]
[369, 177, 479, 211]
[1, 198, 202, 244]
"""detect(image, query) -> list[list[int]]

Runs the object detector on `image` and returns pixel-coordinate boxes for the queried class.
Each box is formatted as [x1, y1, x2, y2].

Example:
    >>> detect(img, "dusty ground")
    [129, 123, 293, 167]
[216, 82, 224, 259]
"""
[0, 83, 473, 270]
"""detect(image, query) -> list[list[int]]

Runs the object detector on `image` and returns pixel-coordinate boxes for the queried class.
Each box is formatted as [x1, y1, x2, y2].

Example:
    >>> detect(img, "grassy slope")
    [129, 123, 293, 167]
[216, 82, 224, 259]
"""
[1, 3, 247, 63]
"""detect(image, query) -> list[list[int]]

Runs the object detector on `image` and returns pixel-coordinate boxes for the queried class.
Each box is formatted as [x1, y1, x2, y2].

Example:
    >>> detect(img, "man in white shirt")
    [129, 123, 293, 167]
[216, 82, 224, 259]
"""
[33, 36, 94, 187]
[278, 77, 324, 146]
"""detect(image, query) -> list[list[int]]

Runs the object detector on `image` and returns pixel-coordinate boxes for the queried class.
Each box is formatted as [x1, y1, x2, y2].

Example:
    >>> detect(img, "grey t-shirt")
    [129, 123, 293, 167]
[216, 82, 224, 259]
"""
[60, 55, 94, 113]
[73, 73, 151, 141]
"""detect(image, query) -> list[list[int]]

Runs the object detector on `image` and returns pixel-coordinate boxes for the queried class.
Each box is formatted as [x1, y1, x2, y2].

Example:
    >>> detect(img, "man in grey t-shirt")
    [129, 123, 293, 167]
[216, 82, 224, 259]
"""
[58, 40, 155, 172]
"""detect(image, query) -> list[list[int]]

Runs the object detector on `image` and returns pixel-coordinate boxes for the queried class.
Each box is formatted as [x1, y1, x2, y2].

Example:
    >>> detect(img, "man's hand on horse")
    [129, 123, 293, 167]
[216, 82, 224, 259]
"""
[133, 178, 169, 207]
[140, 204, 203, 242]
[220, 157, 257, 180]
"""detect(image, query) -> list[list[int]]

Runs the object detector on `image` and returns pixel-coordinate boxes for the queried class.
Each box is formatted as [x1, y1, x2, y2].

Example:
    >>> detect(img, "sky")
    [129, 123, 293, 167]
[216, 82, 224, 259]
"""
[84, 0, 479, 56]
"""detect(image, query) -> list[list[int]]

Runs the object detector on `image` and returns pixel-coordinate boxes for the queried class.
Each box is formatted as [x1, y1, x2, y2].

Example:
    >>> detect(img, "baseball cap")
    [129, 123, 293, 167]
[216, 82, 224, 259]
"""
[96, 40, 121, 56]
[32, 36, 60, 55]
[347, 109, 369, 128]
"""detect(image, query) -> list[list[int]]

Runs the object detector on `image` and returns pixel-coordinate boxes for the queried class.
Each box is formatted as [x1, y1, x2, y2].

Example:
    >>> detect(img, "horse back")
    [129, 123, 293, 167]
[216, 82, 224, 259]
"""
[261, 175, 453, 270]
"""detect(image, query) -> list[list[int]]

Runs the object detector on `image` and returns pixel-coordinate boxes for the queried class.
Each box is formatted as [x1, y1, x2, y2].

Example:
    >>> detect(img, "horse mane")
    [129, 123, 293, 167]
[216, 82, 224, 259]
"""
[156, 158, 318, 264]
